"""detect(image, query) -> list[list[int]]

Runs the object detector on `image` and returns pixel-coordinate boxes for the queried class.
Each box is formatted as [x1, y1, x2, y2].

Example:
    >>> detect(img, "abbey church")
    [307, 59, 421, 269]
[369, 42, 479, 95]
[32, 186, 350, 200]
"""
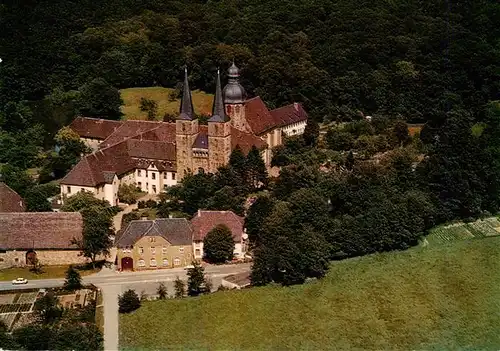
[61, 64, 308, 205]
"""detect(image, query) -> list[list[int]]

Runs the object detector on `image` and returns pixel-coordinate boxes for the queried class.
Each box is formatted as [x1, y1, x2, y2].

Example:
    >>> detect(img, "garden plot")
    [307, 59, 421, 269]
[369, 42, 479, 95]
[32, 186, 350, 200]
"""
[17, 292, 37, 305]
[426, 216, 500, 245]
[0, 294, 15, 305]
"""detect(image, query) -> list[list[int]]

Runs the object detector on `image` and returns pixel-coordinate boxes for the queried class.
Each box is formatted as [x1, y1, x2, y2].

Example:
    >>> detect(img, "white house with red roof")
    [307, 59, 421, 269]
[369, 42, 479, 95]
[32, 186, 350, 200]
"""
[61, 64, 308, 205]
[190, 210, 248, 260]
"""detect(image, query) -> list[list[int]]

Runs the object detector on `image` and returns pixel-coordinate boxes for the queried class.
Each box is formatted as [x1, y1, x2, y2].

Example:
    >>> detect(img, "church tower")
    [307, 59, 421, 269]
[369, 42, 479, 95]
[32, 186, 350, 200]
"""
[223, 63, 249, 132]
[208, 69, 232, 173]
[176, 67, 199, 178]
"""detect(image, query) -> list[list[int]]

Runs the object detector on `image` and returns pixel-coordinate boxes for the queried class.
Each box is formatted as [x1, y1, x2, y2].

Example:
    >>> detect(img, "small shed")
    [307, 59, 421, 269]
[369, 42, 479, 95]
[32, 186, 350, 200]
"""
[221, 272, 251, 289]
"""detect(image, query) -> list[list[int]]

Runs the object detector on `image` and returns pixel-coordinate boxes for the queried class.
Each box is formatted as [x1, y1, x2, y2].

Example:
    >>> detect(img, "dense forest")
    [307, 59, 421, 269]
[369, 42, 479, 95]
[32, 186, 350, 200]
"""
[1, 1, 500, 286]
[1, 0, 500, 129]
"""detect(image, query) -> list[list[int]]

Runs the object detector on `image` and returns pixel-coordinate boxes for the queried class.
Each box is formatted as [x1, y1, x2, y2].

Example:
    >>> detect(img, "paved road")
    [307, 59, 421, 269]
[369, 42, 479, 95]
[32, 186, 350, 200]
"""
[0, 263, 251, 351]
[0, 263, 251, 291]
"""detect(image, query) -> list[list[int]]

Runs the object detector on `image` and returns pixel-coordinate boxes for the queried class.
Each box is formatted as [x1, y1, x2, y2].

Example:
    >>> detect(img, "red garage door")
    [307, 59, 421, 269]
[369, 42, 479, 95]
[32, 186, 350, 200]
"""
[121, 257, 133, 271]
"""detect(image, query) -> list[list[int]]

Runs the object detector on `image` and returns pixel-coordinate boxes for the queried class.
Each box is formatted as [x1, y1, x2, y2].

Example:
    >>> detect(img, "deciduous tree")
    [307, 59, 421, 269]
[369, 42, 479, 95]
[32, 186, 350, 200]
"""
[203, 225, 235, 263]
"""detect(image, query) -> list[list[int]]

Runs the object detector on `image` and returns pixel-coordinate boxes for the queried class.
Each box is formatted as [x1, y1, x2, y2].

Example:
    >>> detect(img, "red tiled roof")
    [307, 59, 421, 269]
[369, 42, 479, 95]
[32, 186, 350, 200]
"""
[62, 134, 176, 187]
[0, 212, 83, 250]
[191, 210, 244, 242]
[269, 103, 308, 128]
[0, 183, 25, 213]
[231, 127, 267, 154]
[69, 117, 123, 140]
[244, 97, 276, 135]
[131, 123, 176, 142]
[127, 139, 176, 161]
[100, 120, 162, 148]
[244, 98, 308, 135]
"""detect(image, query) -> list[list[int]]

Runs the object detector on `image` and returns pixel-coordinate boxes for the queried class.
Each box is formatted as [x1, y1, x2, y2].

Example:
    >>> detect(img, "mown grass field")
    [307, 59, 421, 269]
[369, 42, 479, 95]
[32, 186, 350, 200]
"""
[120, 236, 500, 350]
[120, 87, 214, 120]
[0, 265, 98, 281]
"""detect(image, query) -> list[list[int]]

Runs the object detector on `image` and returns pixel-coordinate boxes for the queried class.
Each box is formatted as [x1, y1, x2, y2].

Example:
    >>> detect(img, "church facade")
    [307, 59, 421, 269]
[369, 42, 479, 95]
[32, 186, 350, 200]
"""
[61, 64, 308, 205]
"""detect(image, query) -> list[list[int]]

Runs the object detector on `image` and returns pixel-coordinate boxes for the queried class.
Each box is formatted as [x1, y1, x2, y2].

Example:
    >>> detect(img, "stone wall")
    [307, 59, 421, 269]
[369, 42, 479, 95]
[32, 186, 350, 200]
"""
[226, 104, 250, 132]
[0, 250, 90, 270]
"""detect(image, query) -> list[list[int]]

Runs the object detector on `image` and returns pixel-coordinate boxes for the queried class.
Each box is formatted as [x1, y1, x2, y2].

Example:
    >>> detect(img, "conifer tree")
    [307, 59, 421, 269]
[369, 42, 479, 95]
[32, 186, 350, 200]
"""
[63, 265, 82, 291]
[187, 261, 207, 296]
[174, 277, 185, 298]
[157, 283, 168, 300]
[246, 145, 268, 189]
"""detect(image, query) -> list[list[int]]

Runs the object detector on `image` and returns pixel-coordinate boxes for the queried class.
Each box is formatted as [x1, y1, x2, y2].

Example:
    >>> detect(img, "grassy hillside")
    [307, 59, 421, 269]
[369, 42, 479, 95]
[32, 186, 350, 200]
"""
[120, 87, 214, 120]
[120, 237, 500, 350]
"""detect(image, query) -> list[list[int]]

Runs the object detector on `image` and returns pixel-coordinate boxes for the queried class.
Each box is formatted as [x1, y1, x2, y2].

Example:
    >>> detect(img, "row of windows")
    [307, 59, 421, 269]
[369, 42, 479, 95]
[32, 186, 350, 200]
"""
[137, 170, 176, 180]
[138, 257, 181, 267]
[122, 246, 186, 254]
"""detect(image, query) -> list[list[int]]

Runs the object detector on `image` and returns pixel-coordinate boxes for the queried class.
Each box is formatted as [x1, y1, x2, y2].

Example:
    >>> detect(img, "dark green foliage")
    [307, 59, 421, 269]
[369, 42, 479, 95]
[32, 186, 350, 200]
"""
[244, 195, 275, 247]
[61, 192, 114, 266]
[271, 136, 306, 167]
[251, 195, 331, 286]
[229, 145, 248, 180]
[187, 261, 208, 296]
[0, 320, 19, 350]
[64, 265, 82, 291]
[40, 126, 91, 181]
[393, 120, 410, 146]
[118, 183, 142, 204]
[76, 78, 123, 120]
[174, 277, 185, 298]
[24, 182, 59, 212]
[25, 186, 52, 212]
[145, 199, 157, 208]
[157, 283, 168, 300]
[303, 119, 320, 146]
[51, 322, 103, 351]
[34, 292, 63, 324]
[418, 102, 500, 222]
[13, 321, 103, 351]
[246, 145, 268, 190]
[325, 129, 355, 151]
[119, 289, 141, 313]
[121, 211, 141, 229]
[203, 224, 235, 263]
[0, 165, 35, 197]
[13, 324, 53, 350]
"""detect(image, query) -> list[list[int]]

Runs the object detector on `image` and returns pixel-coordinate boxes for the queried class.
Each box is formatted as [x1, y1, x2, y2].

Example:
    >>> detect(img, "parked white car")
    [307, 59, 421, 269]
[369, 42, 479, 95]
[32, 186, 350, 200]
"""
[11, 278, 28, 285]
[184, 265, 195, 270]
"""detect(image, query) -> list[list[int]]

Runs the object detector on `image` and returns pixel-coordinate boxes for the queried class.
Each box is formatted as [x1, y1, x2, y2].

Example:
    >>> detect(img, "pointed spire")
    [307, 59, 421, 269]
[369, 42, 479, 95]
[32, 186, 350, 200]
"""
[209, 68, 227, 122]
[178, 66, 194, 120]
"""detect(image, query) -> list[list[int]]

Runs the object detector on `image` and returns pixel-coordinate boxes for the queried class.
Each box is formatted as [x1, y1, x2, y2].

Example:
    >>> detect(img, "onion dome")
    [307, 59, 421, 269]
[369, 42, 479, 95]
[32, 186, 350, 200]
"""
[223, 62, 246, 104]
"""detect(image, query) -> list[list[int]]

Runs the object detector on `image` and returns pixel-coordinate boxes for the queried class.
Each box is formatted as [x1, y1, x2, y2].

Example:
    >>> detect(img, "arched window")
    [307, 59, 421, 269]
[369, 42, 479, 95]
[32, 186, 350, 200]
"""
[174, 257, 181, 266]
[150, 258, 157, 267]
[138, 259, 145, 267]
[163, 258, 169, 266]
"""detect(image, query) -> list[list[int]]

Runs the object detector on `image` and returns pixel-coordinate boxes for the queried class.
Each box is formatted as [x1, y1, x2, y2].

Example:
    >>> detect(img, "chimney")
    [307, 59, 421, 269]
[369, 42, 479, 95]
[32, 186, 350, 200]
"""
[293, 102, 299, 112]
